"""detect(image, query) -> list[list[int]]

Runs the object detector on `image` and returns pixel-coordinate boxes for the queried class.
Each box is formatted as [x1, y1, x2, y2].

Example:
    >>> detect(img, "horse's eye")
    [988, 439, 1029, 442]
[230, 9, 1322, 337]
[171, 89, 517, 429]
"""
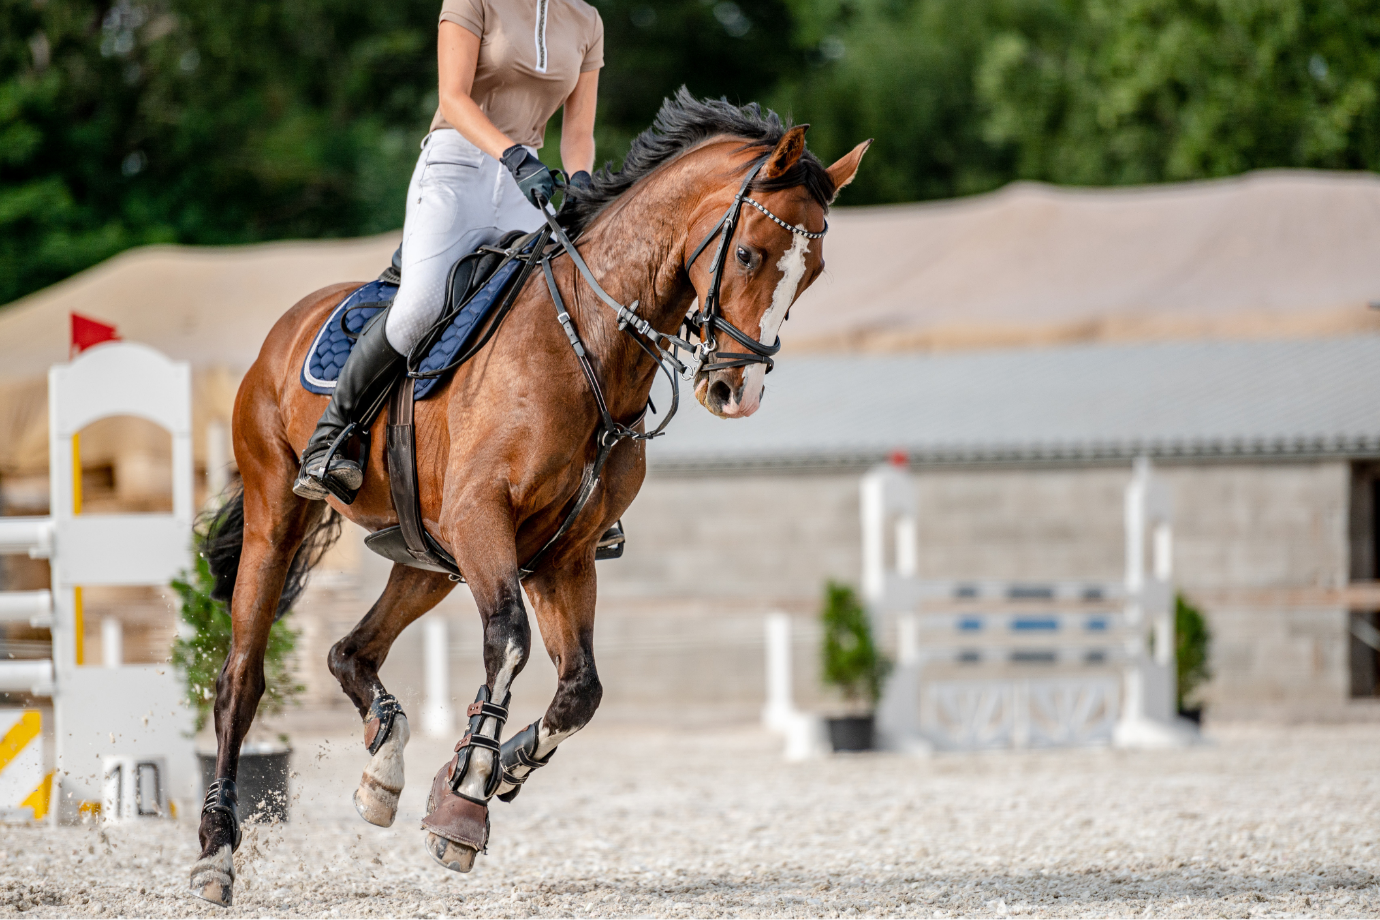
[736, 246, 752, 266]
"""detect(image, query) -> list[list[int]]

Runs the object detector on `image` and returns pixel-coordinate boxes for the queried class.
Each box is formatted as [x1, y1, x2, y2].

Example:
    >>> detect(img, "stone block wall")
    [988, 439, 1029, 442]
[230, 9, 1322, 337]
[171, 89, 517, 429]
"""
[286, 459, 1368, 727]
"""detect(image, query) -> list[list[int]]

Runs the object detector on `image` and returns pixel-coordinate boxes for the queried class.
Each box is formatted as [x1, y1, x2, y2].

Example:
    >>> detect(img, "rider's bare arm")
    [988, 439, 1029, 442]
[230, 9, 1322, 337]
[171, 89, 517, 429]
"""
[437, 22, 515, 160]
[561, 70, 599, 176]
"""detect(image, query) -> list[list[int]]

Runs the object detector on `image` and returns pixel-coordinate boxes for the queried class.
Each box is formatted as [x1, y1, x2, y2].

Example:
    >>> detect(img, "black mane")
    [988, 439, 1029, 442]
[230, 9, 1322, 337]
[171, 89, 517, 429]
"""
[557, 88, 835, 235]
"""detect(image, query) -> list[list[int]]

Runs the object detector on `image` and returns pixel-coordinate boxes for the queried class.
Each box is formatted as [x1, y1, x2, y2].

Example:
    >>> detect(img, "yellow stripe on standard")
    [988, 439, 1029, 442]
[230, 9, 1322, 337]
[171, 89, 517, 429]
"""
[21, 771, 53, 821]
[74, 586, 85, 666]
[73, 433, 85, 666]
[0, 711, 40, 774]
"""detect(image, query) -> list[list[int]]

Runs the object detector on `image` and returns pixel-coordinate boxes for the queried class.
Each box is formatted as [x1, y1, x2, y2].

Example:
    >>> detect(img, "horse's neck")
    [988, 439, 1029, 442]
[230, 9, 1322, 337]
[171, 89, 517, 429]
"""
[561, 159, 708, 418]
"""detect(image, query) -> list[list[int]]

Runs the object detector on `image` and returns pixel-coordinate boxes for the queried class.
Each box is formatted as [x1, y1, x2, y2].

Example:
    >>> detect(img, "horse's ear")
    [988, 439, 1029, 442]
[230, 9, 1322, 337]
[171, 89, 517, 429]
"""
[762, 125, 810, 179]
[826, 139, 872, 202]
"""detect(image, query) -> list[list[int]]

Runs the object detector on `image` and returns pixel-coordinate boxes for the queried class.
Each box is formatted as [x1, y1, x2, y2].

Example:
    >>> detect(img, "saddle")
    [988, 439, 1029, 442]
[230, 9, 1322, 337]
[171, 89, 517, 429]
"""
[300, 231, 533, 401]
[300, 231, 626, 578]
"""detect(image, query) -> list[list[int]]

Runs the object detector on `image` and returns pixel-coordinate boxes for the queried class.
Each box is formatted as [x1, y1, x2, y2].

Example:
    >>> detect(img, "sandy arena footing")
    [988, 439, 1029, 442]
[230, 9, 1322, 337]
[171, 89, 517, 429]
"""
[0, 722, 1376, 918]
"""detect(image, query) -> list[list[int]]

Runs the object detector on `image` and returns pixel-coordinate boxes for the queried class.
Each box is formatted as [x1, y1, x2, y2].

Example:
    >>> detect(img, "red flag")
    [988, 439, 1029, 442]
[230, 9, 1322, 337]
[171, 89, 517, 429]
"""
[70, 313, 119, 357]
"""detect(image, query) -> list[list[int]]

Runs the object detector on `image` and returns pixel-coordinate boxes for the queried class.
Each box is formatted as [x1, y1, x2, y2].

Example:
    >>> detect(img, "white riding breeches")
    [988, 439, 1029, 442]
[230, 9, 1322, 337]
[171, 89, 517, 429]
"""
[385, 129, 546, 354]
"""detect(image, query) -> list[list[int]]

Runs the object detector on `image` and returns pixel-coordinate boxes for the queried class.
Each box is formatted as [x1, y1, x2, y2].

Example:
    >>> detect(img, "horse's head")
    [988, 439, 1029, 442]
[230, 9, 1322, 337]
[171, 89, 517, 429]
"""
[688, 128, 870, 418]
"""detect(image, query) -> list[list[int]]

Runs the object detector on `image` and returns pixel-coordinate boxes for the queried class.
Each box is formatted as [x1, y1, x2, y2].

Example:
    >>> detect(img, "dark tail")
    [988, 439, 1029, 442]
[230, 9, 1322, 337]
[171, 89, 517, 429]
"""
[201, 481, 343, 621]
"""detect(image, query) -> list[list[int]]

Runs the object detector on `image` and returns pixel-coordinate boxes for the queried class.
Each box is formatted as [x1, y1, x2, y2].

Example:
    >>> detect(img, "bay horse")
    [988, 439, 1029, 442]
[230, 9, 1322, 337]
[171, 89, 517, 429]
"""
[190, 90, 869, 906]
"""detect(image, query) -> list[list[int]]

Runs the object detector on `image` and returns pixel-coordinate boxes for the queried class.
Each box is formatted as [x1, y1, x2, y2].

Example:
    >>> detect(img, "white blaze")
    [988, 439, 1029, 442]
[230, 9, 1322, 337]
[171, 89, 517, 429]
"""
[740, 230, 809, 411]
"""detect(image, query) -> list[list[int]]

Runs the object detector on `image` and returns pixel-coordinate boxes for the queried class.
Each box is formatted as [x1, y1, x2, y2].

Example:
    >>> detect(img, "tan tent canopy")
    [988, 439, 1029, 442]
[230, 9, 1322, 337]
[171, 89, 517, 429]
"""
[0, 235, 398, 477]
[786, 169, 1380, 352]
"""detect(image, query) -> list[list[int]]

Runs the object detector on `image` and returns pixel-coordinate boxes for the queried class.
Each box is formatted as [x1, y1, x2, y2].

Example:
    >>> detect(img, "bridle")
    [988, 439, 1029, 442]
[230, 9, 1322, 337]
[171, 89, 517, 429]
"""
[683, 157, 827, 373]
[535, 153, 828, 436]
[463, 154, 827, 574]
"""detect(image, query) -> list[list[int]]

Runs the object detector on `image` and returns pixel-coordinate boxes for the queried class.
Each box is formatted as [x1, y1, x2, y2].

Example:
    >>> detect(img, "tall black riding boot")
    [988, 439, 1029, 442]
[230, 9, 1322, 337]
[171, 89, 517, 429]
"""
[292, 314, 404, 502]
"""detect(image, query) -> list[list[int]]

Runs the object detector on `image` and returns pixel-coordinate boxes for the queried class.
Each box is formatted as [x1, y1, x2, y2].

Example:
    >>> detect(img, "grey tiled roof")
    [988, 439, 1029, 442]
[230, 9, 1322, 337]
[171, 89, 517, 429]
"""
[647, 336, 1380, 470]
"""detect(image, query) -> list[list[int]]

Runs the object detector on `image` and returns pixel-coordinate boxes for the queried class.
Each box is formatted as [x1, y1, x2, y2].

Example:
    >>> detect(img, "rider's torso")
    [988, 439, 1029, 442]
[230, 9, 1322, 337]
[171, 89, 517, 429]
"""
[430, 0, 604, 149]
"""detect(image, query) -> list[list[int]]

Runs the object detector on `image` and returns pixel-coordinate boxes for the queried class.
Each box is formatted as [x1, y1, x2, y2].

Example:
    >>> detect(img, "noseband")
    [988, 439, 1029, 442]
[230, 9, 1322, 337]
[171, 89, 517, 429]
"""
[684, 158, 828, 373]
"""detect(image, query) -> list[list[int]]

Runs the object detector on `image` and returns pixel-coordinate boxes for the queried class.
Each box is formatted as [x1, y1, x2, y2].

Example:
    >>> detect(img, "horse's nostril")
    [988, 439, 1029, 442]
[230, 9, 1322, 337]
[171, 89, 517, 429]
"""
[709, 380, 733, 406]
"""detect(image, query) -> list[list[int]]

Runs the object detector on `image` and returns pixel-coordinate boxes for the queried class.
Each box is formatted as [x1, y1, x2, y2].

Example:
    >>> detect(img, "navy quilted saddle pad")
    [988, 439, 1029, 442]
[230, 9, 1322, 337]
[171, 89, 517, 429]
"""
[300, 255, 525, 400]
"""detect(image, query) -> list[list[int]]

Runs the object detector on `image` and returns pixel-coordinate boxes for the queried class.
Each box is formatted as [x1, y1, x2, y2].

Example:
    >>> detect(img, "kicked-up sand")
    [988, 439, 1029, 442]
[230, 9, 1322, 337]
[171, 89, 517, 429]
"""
[0, 722, 1377, 918]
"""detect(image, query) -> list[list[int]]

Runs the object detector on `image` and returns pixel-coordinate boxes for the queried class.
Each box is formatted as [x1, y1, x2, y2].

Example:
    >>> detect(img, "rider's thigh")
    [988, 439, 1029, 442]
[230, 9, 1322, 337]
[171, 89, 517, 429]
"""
[388, 132, 504, 354]
[387, 223, 501, 354]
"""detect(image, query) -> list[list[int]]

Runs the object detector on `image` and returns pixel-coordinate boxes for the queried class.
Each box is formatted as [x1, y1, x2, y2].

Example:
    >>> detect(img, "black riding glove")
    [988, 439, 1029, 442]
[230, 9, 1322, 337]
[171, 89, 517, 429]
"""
[501, 144, 555, 208]
[569, 170, 593, 191]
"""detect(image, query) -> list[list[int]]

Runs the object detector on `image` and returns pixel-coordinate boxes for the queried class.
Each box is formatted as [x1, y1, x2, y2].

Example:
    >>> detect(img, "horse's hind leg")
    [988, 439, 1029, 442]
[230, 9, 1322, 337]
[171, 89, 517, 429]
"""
[327, 564, 455, 827]
[191, 486, 323, 907]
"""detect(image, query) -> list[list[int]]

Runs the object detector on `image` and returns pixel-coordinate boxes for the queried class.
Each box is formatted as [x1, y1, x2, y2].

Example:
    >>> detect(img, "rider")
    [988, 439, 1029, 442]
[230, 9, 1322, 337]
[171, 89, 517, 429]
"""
[294, 0, 604, 500]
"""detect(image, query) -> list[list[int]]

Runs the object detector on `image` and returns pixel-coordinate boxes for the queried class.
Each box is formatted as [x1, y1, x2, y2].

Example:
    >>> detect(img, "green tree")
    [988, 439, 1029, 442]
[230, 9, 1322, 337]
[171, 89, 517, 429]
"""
[1, 0, 440, 306]
[1175, 592, 1212, 710]
[819, 580, 891, 705]
[976, 0, 1380, 185]
[0, 0, 806, 308]
[773, 0, 1017, 203]
[171, 549, 301, 733]
[579, 0, 807, 168]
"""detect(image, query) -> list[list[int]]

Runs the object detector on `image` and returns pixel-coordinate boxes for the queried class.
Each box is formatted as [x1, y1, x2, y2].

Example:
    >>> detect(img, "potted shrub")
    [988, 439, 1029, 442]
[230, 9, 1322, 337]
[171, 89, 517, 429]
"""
[1175, 593, 1212, 724]
[819, 581, 891, 751]
[171, 546, 302, 822]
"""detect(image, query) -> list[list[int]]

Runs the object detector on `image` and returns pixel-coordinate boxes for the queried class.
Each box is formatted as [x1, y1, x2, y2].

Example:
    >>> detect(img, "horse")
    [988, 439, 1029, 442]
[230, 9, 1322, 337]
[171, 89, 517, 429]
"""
[189, 90, 869, 906]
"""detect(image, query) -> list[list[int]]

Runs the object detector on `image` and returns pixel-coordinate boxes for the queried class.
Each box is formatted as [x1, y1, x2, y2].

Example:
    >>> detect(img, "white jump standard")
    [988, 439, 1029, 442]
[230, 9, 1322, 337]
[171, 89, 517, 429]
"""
[762, 457, 1198, 757]
[0, 342, 196, 821]
[866, 456, 1197, 751]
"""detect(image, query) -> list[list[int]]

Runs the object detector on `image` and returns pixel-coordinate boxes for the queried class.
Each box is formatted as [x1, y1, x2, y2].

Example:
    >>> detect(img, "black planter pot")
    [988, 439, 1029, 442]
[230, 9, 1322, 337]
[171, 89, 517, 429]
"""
[198, 747, 291, 823]
[1177, 706, 1204, 725]
[827, 715, 875, 752]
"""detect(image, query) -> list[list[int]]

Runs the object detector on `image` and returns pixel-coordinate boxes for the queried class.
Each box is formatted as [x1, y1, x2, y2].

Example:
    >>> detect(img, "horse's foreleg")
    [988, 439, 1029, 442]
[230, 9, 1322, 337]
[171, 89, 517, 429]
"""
[191, 491, 318, 907]
[496, 557, 601, 801]
[327, 564, 455, 827]
[421, 509, 531, 872]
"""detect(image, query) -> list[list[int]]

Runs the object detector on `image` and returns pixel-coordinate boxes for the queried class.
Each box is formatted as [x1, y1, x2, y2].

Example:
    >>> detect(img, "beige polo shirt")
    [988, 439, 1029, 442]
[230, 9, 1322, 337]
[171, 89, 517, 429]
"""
[431, 0, 604, 149]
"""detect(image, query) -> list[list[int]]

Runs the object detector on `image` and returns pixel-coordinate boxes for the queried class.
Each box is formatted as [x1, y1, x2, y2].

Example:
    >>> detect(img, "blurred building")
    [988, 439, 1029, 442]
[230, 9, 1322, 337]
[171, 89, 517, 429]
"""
[2, 169, 1379, 725]
[624, 338, 1380, 721]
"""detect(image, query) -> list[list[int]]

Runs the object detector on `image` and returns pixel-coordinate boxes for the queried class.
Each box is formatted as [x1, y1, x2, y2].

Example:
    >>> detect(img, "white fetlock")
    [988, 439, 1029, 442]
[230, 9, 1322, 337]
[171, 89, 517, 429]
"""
[189, 844, 235, 907]
[355, 713, 410, 827]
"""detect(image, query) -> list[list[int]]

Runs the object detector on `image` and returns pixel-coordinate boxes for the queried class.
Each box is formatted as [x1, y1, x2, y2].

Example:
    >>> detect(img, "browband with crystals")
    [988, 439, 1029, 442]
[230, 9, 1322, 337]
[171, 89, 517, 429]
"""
[741, 197, 828, 239]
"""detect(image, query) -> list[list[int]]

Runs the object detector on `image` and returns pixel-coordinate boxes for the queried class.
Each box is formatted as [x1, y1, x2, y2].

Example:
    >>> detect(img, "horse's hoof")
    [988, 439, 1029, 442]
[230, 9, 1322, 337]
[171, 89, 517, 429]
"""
[425, 831, 478, 873]
[189, 844, 234, 907]
[354, 781, 399, 827]
[356, 710, 408, 827]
